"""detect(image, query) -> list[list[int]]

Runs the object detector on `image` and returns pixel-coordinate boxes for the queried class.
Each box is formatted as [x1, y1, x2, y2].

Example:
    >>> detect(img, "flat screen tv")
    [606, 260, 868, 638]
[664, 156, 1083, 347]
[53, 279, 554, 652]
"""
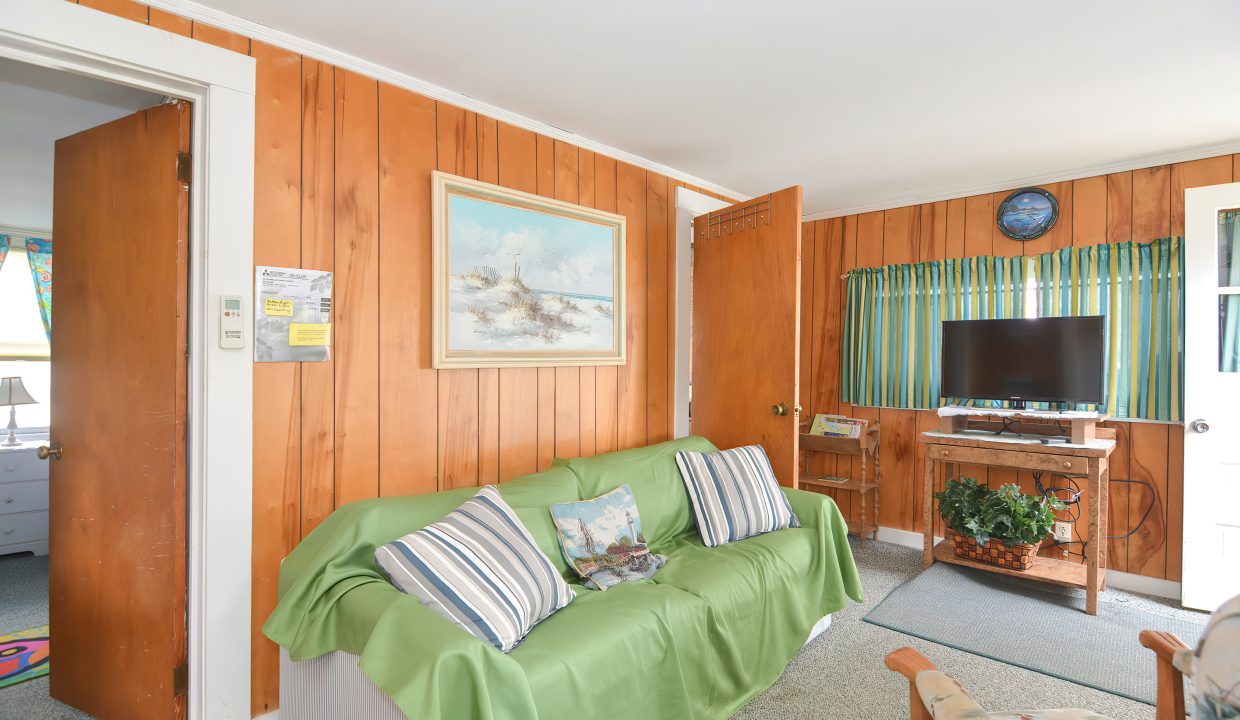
[940, 317, 1105, 406]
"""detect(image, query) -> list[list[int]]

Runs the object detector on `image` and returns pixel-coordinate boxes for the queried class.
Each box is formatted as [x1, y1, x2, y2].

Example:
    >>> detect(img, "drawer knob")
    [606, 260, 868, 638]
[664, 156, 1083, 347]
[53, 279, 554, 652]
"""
[2, 528, 13, 535]
[941, 450, 950, 457]
[3, 497, 12, 504]
[1063, 461, 1072, 468]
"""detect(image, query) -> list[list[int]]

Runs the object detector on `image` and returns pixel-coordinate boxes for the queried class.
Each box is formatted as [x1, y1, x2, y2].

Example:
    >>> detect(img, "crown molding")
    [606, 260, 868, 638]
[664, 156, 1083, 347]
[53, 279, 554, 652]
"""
[802, 139, 1240, 221]
[141, 0, 747, 202]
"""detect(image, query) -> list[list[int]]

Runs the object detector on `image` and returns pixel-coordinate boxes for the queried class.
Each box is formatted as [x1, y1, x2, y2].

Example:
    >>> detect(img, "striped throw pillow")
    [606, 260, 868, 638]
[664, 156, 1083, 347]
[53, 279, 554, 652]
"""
[374, 485, 575, 652]
[675, 445, 800, 547]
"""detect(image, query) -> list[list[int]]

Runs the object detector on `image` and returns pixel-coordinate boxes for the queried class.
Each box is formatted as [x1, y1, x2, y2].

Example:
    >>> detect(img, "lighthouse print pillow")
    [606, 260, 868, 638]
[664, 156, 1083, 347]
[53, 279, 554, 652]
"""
[549, 484, 666, 591]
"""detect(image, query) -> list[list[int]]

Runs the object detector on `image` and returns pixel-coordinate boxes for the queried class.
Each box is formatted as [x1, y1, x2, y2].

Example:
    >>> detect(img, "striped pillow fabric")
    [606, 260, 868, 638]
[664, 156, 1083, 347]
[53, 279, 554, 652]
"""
[374, 485, 575, 652]
[675, 445, 800, 547]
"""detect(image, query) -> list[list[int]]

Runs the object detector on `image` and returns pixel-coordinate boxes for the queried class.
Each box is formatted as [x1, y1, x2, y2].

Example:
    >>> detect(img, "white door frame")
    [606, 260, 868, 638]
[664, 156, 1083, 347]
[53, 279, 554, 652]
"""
[0, 2, 255, 718]
[1182, 182, 1240, 611]
[674, 187, 731, 438]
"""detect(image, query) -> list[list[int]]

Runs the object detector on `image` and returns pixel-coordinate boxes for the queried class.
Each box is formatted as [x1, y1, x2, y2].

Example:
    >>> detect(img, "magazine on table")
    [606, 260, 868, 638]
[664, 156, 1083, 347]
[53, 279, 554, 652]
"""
[808, 414, 865, 438]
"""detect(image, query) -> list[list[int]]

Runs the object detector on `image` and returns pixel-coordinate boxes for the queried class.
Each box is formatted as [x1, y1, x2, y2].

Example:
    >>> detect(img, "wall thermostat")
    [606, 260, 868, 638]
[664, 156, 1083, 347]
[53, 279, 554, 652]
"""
[220, 295, 245, 349]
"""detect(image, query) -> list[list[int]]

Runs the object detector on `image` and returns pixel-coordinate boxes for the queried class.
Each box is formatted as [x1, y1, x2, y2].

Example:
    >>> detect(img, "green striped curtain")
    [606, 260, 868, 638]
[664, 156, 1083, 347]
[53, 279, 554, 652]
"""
[840, 237, 1183, 421]
[1222, 212, 1240, 373]
[841, 255, 1027, 409]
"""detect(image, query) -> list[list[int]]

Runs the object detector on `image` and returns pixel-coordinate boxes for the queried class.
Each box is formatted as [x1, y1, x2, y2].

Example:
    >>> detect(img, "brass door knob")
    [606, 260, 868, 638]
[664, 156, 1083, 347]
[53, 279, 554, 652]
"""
[772, 403, 789, 417]
[37, 443, 63, 461]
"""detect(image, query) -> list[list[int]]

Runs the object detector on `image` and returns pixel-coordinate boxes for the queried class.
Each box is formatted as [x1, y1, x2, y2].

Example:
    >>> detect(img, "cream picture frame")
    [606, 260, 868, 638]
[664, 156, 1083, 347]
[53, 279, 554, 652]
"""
[432, 171, 627, 368]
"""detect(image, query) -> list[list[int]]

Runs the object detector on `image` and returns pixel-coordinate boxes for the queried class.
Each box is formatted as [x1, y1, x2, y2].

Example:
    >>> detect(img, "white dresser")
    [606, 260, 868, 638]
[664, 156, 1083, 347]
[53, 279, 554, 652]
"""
[0, 440, 49, 556]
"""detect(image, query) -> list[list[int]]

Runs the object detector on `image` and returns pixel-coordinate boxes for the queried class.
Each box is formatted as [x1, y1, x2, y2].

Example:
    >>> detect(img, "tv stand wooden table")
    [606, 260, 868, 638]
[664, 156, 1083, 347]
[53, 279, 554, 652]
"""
[919, 424, 1116, 615]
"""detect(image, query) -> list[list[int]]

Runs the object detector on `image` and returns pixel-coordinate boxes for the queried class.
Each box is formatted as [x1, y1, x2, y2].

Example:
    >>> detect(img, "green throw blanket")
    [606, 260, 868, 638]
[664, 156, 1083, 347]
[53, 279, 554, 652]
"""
[263, 438, 863, 719]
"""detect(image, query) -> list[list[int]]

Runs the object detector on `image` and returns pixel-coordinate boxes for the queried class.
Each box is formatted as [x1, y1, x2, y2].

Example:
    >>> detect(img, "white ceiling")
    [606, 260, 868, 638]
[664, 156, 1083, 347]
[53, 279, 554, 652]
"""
[178, 1, 1240, 216]
[0, 59, 162, 231]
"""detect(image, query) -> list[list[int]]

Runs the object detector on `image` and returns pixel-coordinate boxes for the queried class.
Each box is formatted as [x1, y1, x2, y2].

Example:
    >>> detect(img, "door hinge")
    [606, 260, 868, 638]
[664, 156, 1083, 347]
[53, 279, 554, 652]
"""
[176, 152, 192, 185]
[173, 663, 189, 696]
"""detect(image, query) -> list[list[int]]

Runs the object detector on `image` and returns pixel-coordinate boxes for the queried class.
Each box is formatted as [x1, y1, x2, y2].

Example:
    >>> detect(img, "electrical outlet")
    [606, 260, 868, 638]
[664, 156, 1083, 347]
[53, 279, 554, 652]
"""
[1053, 521, 1074, 543]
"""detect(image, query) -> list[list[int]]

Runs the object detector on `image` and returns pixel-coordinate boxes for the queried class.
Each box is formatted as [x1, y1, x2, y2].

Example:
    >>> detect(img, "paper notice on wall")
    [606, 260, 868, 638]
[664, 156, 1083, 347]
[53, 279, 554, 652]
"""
[255, 266, 332, 362]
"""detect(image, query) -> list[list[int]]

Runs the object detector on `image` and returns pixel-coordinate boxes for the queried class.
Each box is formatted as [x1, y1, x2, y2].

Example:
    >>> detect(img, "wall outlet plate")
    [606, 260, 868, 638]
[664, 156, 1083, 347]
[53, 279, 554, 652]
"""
[1053, 521, 1074, 543]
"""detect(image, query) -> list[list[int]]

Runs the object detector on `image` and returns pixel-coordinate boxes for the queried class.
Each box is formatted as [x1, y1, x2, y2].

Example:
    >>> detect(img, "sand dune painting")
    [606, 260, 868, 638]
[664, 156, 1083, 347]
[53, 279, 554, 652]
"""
[433, 172, 626, 368]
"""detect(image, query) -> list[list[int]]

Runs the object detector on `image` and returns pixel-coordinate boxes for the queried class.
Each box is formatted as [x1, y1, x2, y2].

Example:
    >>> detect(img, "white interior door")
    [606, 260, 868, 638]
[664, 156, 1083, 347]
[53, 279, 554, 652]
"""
[1182, 182, 1240, 611]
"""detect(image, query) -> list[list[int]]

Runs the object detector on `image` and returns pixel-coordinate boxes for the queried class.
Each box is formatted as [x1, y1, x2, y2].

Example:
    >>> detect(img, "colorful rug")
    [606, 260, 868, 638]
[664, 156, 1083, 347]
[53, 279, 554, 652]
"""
[0, 626, 50, 689]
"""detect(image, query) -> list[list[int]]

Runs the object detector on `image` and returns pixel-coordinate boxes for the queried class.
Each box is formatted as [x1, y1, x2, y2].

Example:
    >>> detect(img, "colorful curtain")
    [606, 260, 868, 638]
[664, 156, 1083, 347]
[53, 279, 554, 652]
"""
[840, 237, 1184, 421]
[0, 235, 8, 272]
[24, 239, 51, 341]
[1223, 212, 1240, 373]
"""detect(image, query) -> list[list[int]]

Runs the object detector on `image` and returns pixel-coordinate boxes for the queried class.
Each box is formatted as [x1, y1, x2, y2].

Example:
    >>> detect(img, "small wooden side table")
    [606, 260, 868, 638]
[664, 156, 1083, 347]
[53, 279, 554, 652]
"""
[919, 428, 1115, 615]
[798, 421, 880, 547]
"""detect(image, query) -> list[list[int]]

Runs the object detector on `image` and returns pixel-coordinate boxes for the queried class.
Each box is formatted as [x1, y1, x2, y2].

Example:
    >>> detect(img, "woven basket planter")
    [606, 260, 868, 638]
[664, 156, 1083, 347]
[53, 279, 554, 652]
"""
[948, 530, 1040, 571]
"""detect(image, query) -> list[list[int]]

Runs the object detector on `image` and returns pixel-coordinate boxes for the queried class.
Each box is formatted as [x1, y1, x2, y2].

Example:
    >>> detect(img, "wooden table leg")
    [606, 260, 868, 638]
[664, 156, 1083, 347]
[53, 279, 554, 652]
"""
[1098, 459, 1108, 591]
[923, 455, 934, 567]
[860, 449, 868, 549]
[1086, 457, 1103, 615]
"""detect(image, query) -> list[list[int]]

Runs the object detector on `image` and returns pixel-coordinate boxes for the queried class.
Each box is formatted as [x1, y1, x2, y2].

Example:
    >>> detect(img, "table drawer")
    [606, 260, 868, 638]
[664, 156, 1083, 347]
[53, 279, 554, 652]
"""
[0, 510, 48, 546]
[928, 444, 1090, 475]
[0, 480, 48, 514]
[0, 450, 48, 484]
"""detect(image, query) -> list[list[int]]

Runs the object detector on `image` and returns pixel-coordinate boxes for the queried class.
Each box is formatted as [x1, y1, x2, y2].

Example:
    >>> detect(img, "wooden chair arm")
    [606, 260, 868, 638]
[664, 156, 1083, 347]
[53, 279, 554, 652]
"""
[885, 646, 939, 680]
[1139, 630, 1189, 720]
[885, 647, 938, 720]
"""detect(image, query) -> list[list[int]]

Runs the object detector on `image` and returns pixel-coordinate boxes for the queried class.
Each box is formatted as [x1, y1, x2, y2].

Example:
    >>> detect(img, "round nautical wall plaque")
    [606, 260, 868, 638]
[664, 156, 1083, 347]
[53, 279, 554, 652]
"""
[996, 187, 1058, 241]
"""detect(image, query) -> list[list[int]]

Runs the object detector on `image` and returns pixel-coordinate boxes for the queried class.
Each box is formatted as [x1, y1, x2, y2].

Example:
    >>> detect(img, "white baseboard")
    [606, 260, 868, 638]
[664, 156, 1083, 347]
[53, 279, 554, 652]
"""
[870, 525, 1182, 601]
[255, 711, 279, 720]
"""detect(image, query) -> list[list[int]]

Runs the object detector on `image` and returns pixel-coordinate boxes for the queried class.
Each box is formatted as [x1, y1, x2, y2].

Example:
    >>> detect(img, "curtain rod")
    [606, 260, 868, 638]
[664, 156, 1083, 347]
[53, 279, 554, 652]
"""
[0, 225, 52, 240]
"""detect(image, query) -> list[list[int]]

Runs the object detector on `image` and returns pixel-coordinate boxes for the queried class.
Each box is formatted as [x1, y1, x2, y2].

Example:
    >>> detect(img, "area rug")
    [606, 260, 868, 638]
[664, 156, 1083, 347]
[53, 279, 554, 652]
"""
[864, 562, 1207, 705]
[0, 626, 50, 689]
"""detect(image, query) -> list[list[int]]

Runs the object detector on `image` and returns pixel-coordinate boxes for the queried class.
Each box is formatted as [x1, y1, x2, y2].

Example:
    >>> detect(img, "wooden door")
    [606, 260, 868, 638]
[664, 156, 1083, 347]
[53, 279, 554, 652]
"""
[1182, 182, 1240, 611]
[45, 101, 190, 718]
[690, 187, 803, 485]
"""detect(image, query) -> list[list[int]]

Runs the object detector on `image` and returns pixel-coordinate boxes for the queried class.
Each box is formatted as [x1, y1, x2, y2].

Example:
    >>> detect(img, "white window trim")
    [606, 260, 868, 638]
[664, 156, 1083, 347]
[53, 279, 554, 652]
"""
[0, 3, 255, 718]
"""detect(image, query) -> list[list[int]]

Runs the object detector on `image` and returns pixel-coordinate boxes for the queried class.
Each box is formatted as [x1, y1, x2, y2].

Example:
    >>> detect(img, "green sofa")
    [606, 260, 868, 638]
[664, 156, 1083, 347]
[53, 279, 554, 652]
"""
[264, 436, 863, 720]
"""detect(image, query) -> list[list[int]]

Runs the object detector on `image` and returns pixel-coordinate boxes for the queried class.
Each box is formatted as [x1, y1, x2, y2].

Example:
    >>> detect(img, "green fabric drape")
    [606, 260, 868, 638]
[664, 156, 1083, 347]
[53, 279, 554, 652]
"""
[840, 238, 1184, 422]
[1222, 212, 1240, 373]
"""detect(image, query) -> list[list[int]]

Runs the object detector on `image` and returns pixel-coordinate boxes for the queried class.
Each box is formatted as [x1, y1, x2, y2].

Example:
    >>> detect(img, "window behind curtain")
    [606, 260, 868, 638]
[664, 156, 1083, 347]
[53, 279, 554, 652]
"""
[0, 239, 51, 429]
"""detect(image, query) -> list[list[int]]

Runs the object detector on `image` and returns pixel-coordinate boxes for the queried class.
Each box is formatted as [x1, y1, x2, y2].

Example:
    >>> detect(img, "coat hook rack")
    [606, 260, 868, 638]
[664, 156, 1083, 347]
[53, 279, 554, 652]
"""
[697, 195, 772, 240]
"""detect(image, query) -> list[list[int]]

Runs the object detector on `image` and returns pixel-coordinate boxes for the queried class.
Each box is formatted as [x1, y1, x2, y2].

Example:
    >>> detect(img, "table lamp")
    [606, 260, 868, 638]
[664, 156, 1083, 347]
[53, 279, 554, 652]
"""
[1, 376, 38, 447]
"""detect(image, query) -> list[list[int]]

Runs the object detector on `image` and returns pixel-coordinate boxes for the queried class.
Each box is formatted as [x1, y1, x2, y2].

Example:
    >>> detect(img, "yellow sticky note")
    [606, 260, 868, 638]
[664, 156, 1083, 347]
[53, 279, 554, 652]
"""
[264, 298, 293, 317]
[289, 323, 330, 346]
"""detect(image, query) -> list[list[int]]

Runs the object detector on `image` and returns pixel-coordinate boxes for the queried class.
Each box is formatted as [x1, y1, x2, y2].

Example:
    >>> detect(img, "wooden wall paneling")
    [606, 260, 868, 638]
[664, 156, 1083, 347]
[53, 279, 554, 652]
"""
[878, 207, 916, 529]
[945, 198, 967, 259]
[147, 7, 190, 35]
[1106, 421, 1132, 573]
[1170, 156, 1234, 235]
[377, 86, 439, 497]
[190, 21, 250, 54]
[836, 215, 859, 521]
[1166, 427, 1185, 581]
[553, 141, 582, 459]
[594, 155, 620, 454]
[332, 69, 380, 504]
[1131, 165, 1171, 241]
[494, 123, 540, 480]
[646, 172, 670, 445]
[1127, 422, 1169, 578]
[299, 59, 336, 535]
[617, 162, 648, 450]
[78, 0, 149, 22]
[249, 40, 301, 717]
[1073, 176, 1107, 247]
[477, 116, 501, 484]
[1106, 171, 1133, 244]
[534, 136, 557, 469]
[849, 212, 883, 525]
[435, 103, 481, 489]
[578, 150, 598, 459]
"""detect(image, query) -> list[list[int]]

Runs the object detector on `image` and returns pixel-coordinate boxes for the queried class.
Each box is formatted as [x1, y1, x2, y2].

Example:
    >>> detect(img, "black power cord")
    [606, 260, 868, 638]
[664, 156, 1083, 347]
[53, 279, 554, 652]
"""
[1033, 471, 1157, 561]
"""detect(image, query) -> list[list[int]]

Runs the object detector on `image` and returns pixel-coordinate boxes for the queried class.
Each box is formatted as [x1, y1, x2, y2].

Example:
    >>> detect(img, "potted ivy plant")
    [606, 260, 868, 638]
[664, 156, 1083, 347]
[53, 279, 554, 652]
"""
[935, 477, 1064, 570]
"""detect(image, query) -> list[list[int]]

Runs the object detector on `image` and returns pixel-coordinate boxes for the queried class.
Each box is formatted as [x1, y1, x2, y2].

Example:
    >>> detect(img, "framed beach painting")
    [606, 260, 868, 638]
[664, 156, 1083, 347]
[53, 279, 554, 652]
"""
[432, 172, 627, 368]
